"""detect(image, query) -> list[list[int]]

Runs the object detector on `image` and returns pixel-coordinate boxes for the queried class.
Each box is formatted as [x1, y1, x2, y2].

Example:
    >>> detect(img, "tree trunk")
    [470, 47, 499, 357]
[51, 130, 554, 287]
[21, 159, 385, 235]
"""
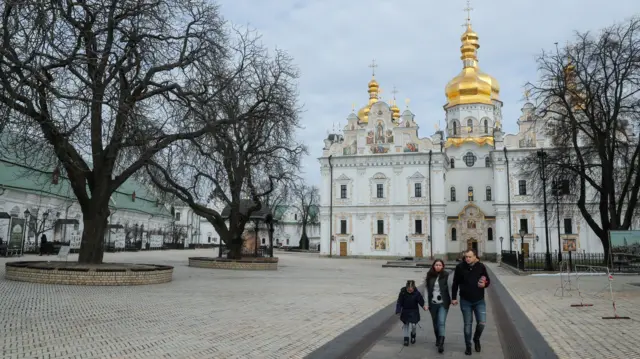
[600, 233, 611, 267]
[299, 226, 309, 250]
[227, 235, 243, 259]
[78, 204, 110, 264]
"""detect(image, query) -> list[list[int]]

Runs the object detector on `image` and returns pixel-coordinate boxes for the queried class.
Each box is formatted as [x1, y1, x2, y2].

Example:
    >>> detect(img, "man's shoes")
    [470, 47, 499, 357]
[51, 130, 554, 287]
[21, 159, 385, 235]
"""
[436, 336, 445, 353]
[474, 338, 481, 352]
[410, 332, 416, 344]
[403, 337, 409, 346]
[465, 345, 472, 355]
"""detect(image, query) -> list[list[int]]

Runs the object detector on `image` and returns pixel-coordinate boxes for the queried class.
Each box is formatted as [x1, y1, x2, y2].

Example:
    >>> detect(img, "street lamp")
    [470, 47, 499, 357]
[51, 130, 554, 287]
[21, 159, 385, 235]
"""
[536, 149, 554, 271]
[24, 209, 30, 218]
[405, 235, 408, 242]
[553, 179, 563, 263]
[350, 235, 354, 242]
[499, 236, 504, 252]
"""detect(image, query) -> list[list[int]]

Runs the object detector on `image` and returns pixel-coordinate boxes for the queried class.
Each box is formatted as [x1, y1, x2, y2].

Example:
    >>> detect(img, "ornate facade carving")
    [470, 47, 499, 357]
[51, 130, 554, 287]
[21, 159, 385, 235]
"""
[369, 172, 391, 205]
[334, 174, 353, 206]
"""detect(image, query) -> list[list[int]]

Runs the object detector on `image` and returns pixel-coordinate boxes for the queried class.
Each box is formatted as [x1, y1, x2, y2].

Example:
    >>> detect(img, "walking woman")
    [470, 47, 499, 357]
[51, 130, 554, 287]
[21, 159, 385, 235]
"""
[426, 259, 451, 353]
[395, 280, 427, 346]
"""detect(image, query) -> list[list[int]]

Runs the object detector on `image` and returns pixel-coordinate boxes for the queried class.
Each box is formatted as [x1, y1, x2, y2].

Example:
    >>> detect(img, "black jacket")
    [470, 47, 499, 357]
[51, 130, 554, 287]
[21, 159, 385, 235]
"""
[425, 270, 451, 308]
[451, 261, 490, 302]
[395, 287, 425, 324]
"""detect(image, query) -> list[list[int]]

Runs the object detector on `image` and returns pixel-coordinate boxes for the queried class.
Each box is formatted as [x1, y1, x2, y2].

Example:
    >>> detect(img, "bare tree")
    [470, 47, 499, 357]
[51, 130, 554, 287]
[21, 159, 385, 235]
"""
[290, 183, 319, 250]
[522, 17, 640, 262]
[0, 0, 251, 264]
[145, 46, 305, 259]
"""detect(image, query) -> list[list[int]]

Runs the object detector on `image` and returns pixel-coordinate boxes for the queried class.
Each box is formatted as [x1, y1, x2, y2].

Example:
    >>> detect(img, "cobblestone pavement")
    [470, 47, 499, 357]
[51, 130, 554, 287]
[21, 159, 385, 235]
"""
[361, 286, 503, 359]
[487, 263, 640, 359]
[0, 250, 421, 359]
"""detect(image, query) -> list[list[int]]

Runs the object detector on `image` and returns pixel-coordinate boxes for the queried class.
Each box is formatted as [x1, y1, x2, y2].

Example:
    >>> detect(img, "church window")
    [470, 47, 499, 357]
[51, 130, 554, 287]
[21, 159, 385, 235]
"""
[451, 228, 457, 241]
[564, 218, 573, 234]
[415, 220, 423, 234]
[377, 220, 384, 234]
[485, 157, 491, 167]
[488, 228, 493, 241]
[484, 119, 489, 133]
[450, 187, 456, 201]
[340, 220, 347, 234]
[468, 186, 474, 201]
[467, 119, 473, 133]
[519, 218, 528, 234]
[295, 213, 298, 220]
[414, 183, 422, 197]
[463, 152, 477, 167]
[261, 238, 265, 245]
[175, 212, 181, 221]
[340, 185, 347, 199]
[376, 184, 384, 198]
[452, 121, 458, 135]
[450, 158, 455, 168]
[518, 180, 527, 195]
[486, 186, 492, 201]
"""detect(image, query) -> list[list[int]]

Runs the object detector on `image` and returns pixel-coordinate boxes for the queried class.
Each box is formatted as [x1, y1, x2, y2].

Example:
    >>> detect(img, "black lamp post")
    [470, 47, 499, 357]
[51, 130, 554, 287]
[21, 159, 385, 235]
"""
[519, 228, 526, 254]
[536, 149, 554, 271]
[553, 179, 563, 263]
[499, 236, 504, 253]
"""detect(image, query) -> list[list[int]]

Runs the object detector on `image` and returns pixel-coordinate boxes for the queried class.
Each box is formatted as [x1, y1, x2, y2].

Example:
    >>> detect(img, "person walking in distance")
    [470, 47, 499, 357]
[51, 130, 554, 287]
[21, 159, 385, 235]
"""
[425, 259, 451, 353]
[395, 280, 427, 346]
[451, 249, 490, 355]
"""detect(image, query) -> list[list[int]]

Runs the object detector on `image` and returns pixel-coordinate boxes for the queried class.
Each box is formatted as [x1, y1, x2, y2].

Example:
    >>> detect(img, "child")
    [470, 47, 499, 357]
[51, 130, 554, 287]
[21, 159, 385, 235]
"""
[395, 280, 427, 346]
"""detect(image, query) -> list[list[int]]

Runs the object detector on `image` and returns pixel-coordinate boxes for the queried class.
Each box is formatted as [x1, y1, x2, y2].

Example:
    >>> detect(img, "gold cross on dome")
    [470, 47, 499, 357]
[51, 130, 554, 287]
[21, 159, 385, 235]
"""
[464, 0, 473, 26]
[351, 103, 356, 112]
[368, 59, 378, 76]
[405, 98, 410, 109]
[524, 88, 531, 101]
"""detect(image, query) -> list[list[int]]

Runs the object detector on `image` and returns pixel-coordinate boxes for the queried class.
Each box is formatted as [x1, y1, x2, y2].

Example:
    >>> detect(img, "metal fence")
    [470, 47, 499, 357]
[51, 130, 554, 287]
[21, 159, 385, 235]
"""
[501, 251, 640, 273]
[218, 245, 271, 258]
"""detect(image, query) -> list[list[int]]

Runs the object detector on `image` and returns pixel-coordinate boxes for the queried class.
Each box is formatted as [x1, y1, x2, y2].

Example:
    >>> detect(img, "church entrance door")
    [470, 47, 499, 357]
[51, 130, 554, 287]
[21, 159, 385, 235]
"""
[522, 243, 530, 258]
[415, 242, 423, 258]
[339, 241, 347, 256]
[467, 238, 478, 254]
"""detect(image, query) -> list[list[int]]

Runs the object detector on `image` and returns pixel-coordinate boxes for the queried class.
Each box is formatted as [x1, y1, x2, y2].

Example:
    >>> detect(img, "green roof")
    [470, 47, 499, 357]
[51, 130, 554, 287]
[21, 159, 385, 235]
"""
[0, 158, 171, 218]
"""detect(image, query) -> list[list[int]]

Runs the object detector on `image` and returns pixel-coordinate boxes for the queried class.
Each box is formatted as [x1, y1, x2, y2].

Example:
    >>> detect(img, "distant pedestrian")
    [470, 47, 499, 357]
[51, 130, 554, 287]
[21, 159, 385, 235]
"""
[395, 280, 427, 346]
[451, 249, 490, 355]
[39, 234, 48, 256]
[425, 259, 451, 353]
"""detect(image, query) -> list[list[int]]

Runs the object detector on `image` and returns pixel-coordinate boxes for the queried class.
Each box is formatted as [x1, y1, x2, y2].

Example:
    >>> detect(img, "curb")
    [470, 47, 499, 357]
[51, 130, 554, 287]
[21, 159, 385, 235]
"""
[304, 283, 425, 359]
[486, 266, 559, 359]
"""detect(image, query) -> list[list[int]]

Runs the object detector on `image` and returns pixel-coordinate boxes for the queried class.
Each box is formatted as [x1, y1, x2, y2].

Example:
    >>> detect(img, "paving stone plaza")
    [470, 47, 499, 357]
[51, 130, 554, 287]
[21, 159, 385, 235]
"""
[0, 250, 421, 359]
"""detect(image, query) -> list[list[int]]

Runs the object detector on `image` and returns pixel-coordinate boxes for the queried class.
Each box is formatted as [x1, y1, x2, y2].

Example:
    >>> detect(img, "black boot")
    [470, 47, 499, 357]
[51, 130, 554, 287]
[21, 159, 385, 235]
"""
[410, 332, 416, 344]
[473, 338, 481, 352]
[403, 337, 409, 346]
[465, 345, 472, 355]
[473, 325, 484, 352]
[437, 336, 445, 353]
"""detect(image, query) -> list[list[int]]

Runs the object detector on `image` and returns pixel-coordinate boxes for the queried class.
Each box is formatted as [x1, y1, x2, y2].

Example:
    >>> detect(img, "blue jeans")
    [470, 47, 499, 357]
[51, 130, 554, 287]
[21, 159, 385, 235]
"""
[429, 303, 449, 338]
[460, 299, 486, 346]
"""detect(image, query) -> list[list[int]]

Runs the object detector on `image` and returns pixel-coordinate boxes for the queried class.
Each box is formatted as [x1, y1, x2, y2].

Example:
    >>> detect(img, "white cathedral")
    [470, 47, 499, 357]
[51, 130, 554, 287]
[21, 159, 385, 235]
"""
[318, 22, 608, 260]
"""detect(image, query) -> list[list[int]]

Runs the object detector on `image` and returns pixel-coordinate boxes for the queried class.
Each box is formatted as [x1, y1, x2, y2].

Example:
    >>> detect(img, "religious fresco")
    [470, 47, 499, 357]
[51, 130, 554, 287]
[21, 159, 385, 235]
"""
[375, 121, 385, 143]
[343, 140, 357, 155]
[370, 144, 389, 154]
[404, 142, 418, 152]
[385, 129, 394, 143]
[366, 130, 374, 145]
[374, 236, 387, 250]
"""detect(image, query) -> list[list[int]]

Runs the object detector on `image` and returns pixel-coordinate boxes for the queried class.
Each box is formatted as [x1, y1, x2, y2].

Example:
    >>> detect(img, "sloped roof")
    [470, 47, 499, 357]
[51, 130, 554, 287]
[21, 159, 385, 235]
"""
[0, 156, 171, 218]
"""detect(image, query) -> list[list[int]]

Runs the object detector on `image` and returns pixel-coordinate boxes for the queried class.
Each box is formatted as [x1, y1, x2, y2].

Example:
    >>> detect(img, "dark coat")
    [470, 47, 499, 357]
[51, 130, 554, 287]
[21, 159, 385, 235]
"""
[395, 287, 425, 324]
[426, 270, 452, 309]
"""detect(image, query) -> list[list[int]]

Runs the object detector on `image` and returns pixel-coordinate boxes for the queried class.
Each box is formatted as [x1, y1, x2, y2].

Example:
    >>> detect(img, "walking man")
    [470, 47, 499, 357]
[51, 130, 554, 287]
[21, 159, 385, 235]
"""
[451, 249, 490, 355]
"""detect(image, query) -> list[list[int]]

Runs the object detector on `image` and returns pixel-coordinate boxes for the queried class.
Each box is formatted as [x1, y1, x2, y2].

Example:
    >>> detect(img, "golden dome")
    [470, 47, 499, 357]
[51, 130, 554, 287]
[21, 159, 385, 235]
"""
[444, 24, 500, 108]
[356, 76, 380, 123]
[390, 100, 400, 120]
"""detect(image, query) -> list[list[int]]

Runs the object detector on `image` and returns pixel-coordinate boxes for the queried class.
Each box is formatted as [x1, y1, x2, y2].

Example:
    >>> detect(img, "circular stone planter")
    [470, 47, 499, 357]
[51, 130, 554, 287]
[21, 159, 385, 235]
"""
[189, 256, 279, 270]
[5, 261, 173, 286]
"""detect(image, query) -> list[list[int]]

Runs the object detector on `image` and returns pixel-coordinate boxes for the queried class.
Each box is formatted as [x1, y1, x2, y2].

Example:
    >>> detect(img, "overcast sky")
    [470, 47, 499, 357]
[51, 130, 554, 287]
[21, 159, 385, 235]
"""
[215, 0, 640, 186]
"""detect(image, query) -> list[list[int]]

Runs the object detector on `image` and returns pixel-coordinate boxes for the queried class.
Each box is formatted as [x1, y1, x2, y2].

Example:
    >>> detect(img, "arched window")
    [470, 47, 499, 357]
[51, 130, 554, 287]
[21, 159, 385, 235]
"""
[488, 228, 493, 241]
[486, 186, 492, 201]
[451, 228, 457, 241]
[467, 119, 473, 133]
[450, 187, 456, 201]
[484, 119, 489, 133]
[453, 121, 458, 135]
[468, 186, 474, 201]
[450, 158, 455, 168]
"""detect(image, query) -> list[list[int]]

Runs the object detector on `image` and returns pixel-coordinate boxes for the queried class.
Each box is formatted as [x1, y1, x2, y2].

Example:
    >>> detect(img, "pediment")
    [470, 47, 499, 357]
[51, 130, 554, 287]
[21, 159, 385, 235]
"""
[336, 174, 351, 181]
[408, 171, 425, 179]
[372, 172, 387, 180]
[455, 203, 487, 219]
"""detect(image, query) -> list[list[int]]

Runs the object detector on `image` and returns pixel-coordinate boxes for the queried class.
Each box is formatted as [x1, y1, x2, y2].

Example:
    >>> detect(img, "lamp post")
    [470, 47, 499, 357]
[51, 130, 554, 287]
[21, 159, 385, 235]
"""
[536, 149, 554, 271]
[519, 229, 526, 270]
[499, 236, 504, 253]
[23, 209, 31, 256]
[553, 179, 563, 263]
[350, 235, 354, 242]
